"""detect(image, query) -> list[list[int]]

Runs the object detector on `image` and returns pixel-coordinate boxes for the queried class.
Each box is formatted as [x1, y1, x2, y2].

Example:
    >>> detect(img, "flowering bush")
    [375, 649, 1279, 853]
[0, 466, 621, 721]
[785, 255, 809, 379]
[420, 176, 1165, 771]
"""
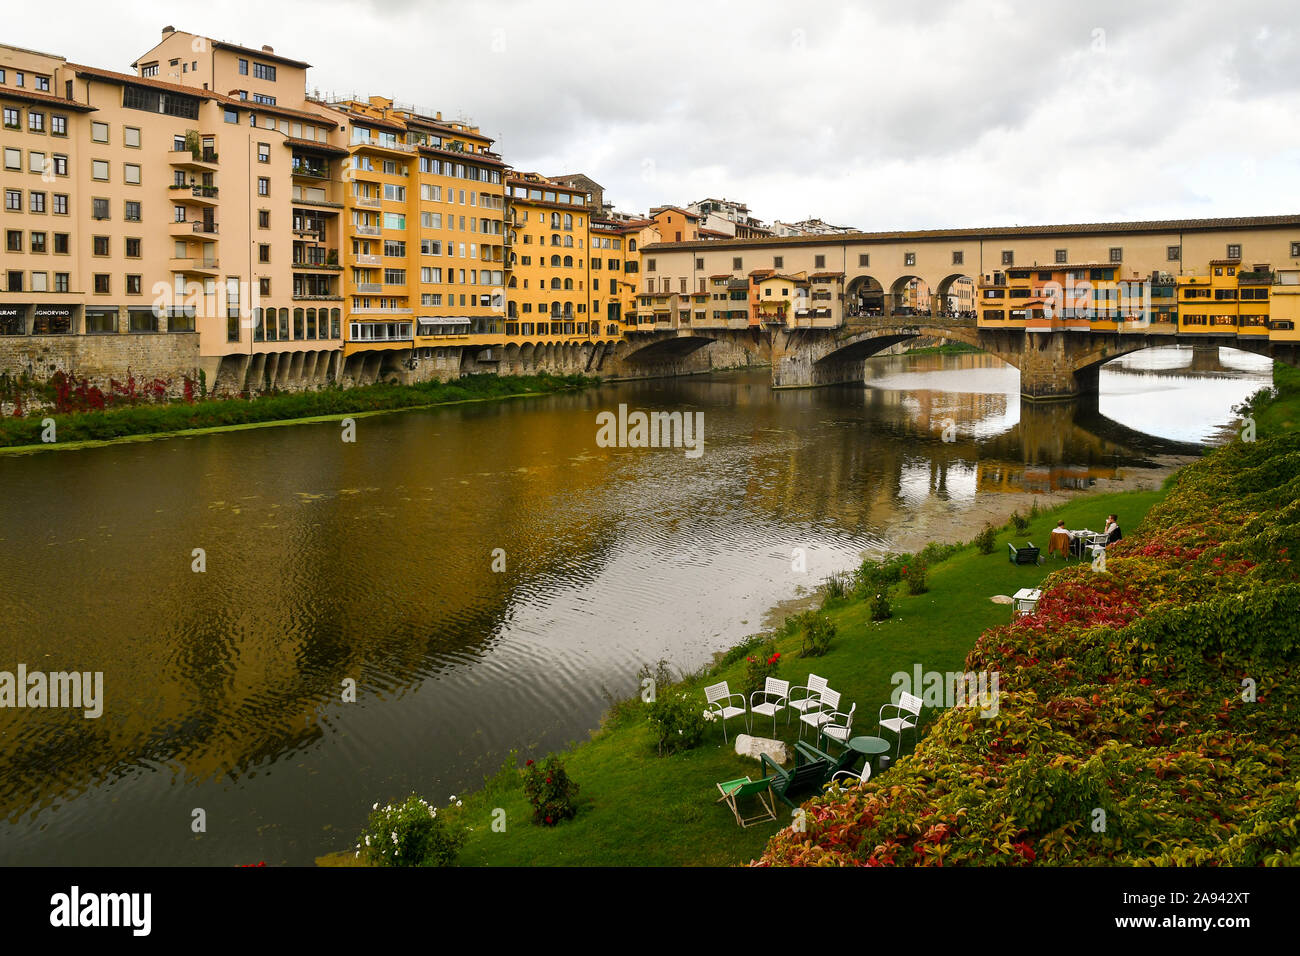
[648, 690, 708, 755]
[522, 755, 580, 825]
[761, 431, 1300, 866]
[870, 592, 892, 621]
[742, 641, 781, 696]
[356, 794, 466, 867]
[797, 611, 836, 657]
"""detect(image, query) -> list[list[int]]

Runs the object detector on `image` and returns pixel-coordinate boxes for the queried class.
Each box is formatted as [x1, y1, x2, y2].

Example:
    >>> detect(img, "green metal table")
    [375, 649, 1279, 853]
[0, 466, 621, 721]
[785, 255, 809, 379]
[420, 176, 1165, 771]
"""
[846, 735, 891, 773]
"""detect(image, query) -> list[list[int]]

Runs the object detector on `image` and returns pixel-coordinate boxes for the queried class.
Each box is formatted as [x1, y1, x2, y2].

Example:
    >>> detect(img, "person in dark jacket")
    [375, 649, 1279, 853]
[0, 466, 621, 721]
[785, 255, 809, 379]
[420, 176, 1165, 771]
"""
[1105, 514, 1122, 544]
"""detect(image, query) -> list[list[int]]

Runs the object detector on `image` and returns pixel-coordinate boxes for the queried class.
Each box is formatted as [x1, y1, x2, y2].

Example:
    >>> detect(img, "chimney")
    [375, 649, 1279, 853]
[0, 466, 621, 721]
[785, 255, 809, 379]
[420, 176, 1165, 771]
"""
[162, 25, 175, 36]
[262, 45, 274, 53]
[435, 111, 441, 121]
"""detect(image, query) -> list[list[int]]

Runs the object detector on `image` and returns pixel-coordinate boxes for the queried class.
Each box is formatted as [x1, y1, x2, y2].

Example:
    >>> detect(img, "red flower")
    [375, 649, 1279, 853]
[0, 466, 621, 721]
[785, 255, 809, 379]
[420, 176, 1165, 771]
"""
[546, 777, 552, 784]
[545, 816, 553, 825]
[1138, 677, 1152, 686]
[525, 759, 534, 766]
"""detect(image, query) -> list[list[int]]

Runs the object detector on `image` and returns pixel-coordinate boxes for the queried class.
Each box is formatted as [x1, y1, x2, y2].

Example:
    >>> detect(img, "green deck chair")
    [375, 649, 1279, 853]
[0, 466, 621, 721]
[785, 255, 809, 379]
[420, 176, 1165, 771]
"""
[715, 775, 778, 828]
[760, 748, 830, 809]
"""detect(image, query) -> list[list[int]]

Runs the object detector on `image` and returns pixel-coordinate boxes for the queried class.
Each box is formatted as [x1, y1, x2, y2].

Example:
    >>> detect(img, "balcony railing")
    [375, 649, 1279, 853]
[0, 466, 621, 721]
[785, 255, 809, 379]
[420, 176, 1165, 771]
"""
[353, 196, 382, 209]
[169, 184, 219, 199]
[190, 221, 218, 235]
[292, 165, 328, 179]
[354, 282, 382, 294]
[354, 225, 381, 237]
[353, 254, 382, 266]
[350, 306, 412, 314]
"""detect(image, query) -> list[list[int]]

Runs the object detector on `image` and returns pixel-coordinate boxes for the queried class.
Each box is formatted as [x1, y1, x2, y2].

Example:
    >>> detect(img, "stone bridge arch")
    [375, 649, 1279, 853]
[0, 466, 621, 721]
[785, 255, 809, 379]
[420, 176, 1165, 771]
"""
[772, 322, 1020, 388]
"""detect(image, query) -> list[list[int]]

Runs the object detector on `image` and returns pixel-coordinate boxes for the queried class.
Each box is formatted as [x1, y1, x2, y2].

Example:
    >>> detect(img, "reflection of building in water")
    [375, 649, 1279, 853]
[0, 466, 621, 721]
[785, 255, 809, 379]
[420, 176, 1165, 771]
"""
[977, 461, 1118, 493]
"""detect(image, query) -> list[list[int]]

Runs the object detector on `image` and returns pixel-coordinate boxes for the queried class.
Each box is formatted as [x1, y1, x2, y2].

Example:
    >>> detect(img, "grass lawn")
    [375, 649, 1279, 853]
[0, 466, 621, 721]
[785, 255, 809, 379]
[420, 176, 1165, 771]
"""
[1247, 362, 1300, 437]
[322, 484, 1172, 867]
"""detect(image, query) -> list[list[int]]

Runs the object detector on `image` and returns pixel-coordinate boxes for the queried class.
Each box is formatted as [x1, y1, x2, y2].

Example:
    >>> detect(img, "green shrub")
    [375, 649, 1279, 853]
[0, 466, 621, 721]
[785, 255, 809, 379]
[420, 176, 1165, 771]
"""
[974, 524, 997, 555]
[797, 611, 836, 657]
[716, 633, 766, 670]
[870, 592, 892, 621]
[1011, 511, 1030, 534]
[820, 571, 850, 603]
[902, 557, 928, 595]
[648, 690, 708, 755]
[355, 794, 466, 866]
[522, 755, 580, 825]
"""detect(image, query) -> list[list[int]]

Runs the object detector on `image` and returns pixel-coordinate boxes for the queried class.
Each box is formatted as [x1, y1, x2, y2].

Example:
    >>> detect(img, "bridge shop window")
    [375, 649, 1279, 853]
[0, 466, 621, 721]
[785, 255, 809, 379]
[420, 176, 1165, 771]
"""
[904, 252, 916, 267]
[1168, 245, 1181, 261]
[1055, 249, 1067, 263]
[859, 254, 869, 267]
[1291, 241, 1300, 258]
[1000, 250, 1014, 266]
[952, 250, 963, 265]
[1109, 247, 1123, 263]
[1227, 244, 1241, 259]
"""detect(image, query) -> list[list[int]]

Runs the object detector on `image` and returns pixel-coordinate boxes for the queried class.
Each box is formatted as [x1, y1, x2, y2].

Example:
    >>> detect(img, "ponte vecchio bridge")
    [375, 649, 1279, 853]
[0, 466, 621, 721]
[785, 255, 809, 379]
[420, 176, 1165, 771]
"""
[623, 214, 1300, 399]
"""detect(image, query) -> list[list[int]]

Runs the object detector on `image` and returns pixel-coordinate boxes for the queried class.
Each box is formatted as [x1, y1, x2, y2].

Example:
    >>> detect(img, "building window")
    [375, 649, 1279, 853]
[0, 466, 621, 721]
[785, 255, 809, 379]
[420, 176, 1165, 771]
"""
[31, 232, 46, 253]
[258, 143, 270, 163]
[1227, 243, 1241, 259]
[258, 210, 270, 229]
[52, 154, 67, 176]
[2, 108, 19, 130]
[93, 236, 109, 256]
[28, 111, 45, 133]
[1109, 247, 1123, 263]
[35, 74, 50, 92]
[238, 58, 249, 75]
[224, 108, 239, 124]
[1290, 241, 1300, 258]
[126, 275, 142, 295]
[6, 231, 21, 252]
[53, 194, 67, 215]
[124, 163, 141, 185]
[904, 252, 916, 267]
[93, 274, 110, 294]
[4, 190, 19, 212]
[253, 62, 276, 81]
[815, 254, 826, 269]
[1001, 250, 1014, 266]
[29, 191, 45, 213]
[51, 115, 67, 136]
[732, 257, 742, 270]
[257, 177, 269, 196]
[54, 233, 69, 254]
[952, 250, 963, 266]
[91, 159, 109, 180]
[125, 201, 141, 222]
[126, 238, 141, 258]
[258, 244, 270, 263]
[124, 126, 141, 148]
[1168, 245, 1181, 261]
[91, 121, 109, 142]
[54, 272, 69, 293]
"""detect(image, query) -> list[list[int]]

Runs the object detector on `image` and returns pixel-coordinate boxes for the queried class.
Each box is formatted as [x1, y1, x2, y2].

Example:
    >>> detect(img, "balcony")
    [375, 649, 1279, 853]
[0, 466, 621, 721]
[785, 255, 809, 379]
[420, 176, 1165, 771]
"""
[169, 219, 219, 237]
[354, 224, 381, 237]
[292, 293, 343, 302]
[291, 164, 329, 180]
[168, 257, 221, 276]
[354, 282, 382, 294]
[353, 195, 382, 209]
[292, 258, 341, 272]
[168, 148, 219, 172]
[350, 306, 412, 314]
[169, 183, 220, 206]
[353, 253, 382, 266]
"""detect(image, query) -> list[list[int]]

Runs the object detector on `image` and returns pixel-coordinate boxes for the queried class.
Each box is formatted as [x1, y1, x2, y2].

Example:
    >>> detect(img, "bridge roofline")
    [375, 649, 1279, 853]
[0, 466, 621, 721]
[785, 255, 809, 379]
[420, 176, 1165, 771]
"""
[644, 213, 1300, 252]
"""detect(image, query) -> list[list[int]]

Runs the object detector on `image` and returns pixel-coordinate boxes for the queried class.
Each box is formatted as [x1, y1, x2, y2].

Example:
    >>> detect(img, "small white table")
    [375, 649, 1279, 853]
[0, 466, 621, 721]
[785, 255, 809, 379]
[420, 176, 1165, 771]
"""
[1012, 588, 1042, 616]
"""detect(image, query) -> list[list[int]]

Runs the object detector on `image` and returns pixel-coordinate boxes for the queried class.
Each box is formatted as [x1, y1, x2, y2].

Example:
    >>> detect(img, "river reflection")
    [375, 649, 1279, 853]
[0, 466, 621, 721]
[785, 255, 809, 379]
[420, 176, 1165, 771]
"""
[0, 345, 1273, 864]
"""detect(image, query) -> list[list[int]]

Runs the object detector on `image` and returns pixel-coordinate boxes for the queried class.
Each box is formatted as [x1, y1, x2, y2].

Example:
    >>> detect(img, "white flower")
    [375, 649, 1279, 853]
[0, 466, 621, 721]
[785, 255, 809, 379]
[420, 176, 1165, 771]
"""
[364, 835, 370, 846]
[456, 800, 463, 807]
[372, 802, 378, 810]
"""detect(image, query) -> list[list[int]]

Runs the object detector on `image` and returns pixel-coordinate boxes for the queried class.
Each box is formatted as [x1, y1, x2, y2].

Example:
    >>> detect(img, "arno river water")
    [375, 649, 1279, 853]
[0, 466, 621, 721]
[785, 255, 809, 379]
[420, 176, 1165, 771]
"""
[0, 345, 1273, 865]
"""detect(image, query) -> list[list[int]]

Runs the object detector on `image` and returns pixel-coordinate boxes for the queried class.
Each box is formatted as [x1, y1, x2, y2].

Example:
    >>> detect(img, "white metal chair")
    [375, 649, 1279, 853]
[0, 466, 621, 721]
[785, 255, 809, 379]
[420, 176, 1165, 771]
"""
[879, 692, 922, 757]
[798, 687, 841, 741]
[748, 677, 790, 736]
[787, 673, 828, 728]
[819, 702, 856, 751]
[830, 757, 872, 788]
[704, 681, 747, 743]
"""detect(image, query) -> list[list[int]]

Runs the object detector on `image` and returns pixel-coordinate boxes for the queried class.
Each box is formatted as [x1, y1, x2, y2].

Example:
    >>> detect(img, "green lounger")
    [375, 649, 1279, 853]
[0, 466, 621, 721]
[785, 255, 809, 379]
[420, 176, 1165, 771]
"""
[715, 775, 778, 828]
[760, 748, 830, 809]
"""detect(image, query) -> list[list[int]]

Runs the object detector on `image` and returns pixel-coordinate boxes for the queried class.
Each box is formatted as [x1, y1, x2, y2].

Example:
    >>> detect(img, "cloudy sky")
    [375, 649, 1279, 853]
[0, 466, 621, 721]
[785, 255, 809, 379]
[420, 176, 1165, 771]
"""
[11, 0, 1300, 230]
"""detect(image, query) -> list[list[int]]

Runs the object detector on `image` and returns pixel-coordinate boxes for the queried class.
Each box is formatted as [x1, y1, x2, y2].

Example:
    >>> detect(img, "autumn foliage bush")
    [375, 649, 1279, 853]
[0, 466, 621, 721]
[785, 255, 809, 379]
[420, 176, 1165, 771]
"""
[760, 431, 1300, 866]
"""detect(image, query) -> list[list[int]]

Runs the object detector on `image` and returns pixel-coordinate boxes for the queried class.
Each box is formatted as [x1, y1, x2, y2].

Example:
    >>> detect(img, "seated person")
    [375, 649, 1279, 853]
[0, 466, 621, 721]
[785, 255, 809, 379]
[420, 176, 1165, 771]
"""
[1104, 514, 1122, 545]
[1049, 520, 1070, 556]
